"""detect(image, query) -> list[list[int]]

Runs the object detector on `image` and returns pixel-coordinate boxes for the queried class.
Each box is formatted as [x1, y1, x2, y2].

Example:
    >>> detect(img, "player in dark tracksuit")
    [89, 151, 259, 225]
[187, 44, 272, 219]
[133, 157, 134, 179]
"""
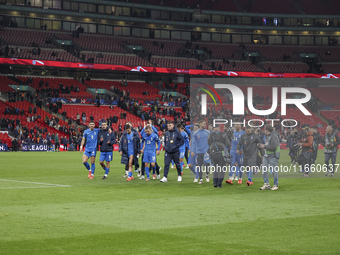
[208, 125, 231, 188]
[236, 126, 264, 186]
[119, 124, 141, 181]
[160, 121, 184, 182]
[98, 122, 116, 179]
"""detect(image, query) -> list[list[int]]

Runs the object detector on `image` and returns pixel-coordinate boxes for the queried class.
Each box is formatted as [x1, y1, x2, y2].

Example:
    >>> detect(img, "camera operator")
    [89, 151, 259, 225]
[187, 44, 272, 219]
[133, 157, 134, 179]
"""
[322, 125, 339, 177]
[297, 127, 314, 177]
[207, 124, 231, 188]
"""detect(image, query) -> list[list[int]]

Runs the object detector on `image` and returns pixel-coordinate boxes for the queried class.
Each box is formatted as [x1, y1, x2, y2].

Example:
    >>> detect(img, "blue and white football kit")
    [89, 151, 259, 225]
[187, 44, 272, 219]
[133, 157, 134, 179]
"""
[141, 132, 160, 179]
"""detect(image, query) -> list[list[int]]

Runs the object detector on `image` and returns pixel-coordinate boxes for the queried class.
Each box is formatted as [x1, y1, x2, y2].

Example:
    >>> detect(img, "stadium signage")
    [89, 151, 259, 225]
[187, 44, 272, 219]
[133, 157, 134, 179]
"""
[22, 144, 48, 151]
[201, 84, 311, 116]
[0, 144, 8, 151]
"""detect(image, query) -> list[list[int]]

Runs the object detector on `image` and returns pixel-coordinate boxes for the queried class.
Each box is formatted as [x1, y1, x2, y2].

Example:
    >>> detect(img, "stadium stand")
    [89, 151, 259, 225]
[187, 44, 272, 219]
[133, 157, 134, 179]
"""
[0, 132, 12, 148]
[16, 76, 92, 98]
[261, 62, 309, 73]
[0, 76, 18, 92]
[320, 110, 340, 123]
[2, 28, 340, 73]
[57, 105, 143, 129]
[0, 101, 69, 140]
[310, 87, 340, 105]
[84, 80, 160, 100]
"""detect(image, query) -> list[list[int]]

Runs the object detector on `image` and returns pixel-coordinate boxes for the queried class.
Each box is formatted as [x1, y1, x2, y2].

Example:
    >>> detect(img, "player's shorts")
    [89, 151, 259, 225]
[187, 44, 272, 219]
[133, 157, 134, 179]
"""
[179, 149, 185, 159]
[84, 150, 97, 158]
[100, 151, 113, 162]
[128, 148, 134, 157]
[231, 151, 243, 166]
[143, 151, 156, 163]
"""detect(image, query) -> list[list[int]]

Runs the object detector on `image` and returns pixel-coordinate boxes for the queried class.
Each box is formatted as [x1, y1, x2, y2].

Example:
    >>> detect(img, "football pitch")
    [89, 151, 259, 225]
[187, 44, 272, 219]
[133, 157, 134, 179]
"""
[1, 150, 339, 255]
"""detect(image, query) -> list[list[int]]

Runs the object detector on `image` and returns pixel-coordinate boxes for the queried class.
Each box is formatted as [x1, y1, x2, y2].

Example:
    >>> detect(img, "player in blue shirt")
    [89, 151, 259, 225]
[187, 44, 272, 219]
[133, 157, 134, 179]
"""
[191, 119, 211, 184]
[140, 120, 162, 179]
[80, 121, 100, 179]
[187, 124, 200, 182]
[177, 124, 190, 175]
[226, 124, 245, 184]
[140, 125, 161, 181]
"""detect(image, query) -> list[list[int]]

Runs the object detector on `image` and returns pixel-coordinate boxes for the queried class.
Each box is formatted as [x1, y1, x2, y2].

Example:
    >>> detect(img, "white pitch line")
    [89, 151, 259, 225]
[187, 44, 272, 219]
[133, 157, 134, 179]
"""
[0, 179, 71, 187]
[0, 186, 68, 190]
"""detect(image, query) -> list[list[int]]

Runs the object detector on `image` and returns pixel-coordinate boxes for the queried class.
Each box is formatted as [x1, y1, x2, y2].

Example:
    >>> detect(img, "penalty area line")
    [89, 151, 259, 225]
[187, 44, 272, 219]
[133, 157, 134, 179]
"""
[0, 179, 71, 188]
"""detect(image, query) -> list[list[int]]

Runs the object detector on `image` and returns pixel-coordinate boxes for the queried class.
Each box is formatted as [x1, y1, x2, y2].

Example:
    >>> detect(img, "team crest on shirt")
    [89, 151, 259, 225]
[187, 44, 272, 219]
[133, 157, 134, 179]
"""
[94, 132, 96, 135]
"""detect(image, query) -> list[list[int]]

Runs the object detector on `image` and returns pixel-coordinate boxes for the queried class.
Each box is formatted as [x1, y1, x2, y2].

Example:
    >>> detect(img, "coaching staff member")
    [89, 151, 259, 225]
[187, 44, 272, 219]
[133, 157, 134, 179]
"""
[160, 121, 184, 183]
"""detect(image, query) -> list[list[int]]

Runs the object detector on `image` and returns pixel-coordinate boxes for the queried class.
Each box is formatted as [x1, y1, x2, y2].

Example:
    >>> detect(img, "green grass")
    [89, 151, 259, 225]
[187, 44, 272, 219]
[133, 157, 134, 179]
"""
[0, 150, 339, 255]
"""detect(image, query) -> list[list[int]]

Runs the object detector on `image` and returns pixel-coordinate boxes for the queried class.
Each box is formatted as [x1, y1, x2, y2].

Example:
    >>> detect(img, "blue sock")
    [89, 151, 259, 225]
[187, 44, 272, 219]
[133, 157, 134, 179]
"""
[145, 167, 150, 178]
[247, 168, 253, 182]
[91, 163, 95, 175]
[171, 160, 174, 167]
[152, 166, 156, 175]
[128, 171, 132, 177]
[239, 165, 243, 179]
[190, 165, 199, 179]
[180, 162, 184, 172]
[83, 162, 90, 171]
[105, 167, 110, 175]
[229, 164, 236, 178]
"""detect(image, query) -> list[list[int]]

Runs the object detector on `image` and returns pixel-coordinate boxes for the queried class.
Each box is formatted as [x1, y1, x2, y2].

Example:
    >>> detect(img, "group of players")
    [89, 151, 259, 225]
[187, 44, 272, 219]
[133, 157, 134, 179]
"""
[80, 118, 339, 190]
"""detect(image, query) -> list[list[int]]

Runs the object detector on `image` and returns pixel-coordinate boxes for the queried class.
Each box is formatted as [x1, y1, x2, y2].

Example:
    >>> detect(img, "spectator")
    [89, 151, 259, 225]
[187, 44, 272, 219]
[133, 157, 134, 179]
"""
[81, 112, 86, 123]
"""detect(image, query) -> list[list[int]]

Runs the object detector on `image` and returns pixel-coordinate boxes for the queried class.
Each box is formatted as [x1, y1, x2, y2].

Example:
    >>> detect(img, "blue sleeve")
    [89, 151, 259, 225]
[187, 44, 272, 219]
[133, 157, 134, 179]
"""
[191, 133, 196, 153]
[152, 125, 158, 135]
[185, 125, 193, 136]
[83, 130, 87, 139]
[185, 135, 190, 150]
[140, 128, 145, 137]
[177, 131, 184, 147]
[157, 138, 161, 151]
